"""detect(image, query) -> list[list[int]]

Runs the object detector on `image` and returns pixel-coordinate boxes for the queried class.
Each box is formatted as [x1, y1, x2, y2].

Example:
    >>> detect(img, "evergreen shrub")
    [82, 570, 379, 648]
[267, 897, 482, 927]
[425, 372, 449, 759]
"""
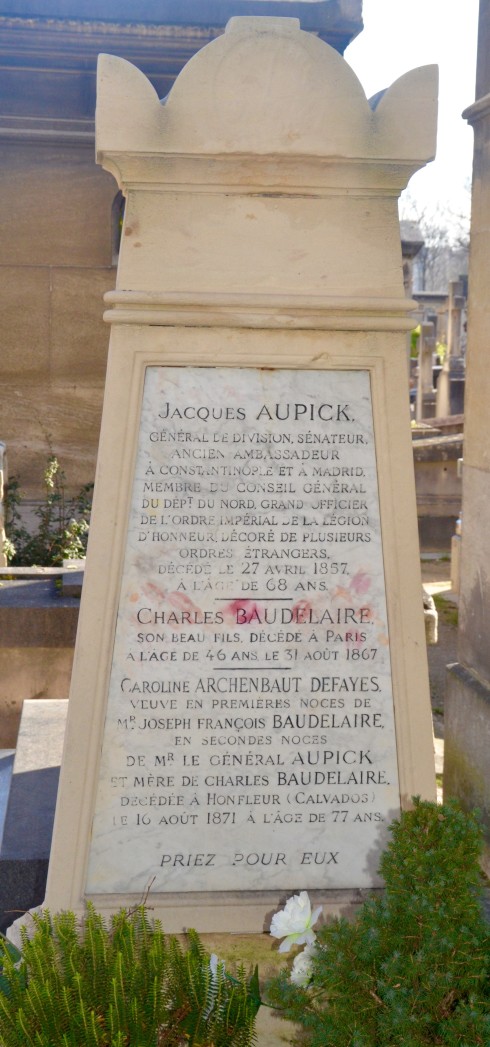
[266, 798, 490, 1046]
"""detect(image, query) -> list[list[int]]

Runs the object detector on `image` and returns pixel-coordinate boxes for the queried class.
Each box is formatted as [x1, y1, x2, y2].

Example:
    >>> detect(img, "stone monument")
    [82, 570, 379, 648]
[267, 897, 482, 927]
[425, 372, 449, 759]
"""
[45, 17, 437, 931]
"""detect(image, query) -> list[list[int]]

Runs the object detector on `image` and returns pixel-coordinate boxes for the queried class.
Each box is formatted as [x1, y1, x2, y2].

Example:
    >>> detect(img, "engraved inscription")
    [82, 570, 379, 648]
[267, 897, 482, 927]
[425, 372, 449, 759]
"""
[86, 367, 400, 894]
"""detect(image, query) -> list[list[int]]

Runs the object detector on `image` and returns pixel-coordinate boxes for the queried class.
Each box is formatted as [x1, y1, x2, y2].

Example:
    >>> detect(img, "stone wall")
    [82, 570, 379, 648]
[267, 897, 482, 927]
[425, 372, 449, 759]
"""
[1, 140, 115, 503]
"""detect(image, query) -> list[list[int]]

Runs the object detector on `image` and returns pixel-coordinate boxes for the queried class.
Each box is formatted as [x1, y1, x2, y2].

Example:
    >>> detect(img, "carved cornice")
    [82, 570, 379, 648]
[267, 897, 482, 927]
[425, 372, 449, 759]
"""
[463, 92, 490, 125]
[103, 290, 418, 332]
[0, 1, 362, 52]
[0, 6, 360, 141]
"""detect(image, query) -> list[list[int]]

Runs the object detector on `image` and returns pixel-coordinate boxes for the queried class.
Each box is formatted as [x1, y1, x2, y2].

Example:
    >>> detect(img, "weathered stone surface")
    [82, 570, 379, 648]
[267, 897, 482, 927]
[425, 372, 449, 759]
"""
[1, 377, 105, 501]
[412, 433, 463, 551]
[444, 5, 490, 848]
[445, 662, 490, 872]
[1, 143, 115, 269]
[0, 142, 114, 499]
[51, 268, 115, 379]
[87, 366, 401, 897]
[0, 267, 51, 377]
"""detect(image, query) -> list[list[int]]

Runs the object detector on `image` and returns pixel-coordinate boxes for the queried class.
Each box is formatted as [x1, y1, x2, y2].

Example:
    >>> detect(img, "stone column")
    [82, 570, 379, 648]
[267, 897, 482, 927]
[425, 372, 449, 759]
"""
[444, 0, 490, 865]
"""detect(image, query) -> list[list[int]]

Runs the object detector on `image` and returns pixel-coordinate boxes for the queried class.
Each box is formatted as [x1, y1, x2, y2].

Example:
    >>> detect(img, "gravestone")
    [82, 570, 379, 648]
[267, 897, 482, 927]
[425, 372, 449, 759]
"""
[45, 17, 437, 931]
[416, 321, 436, 420]
[435, 280, 466, 417]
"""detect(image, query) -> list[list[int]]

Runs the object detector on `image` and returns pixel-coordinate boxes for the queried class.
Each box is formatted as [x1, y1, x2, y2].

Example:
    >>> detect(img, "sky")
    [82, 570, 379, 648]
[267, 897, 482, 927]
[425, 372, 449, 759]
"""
[345, 0, 480, 225]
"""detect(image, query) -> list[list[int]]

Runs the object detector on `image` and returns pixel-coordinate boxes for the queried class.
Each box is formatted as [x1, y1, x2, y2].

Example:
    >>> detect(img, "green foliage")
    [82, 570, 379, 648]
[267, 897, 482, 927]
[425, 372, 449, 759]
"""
[435, 342, 447, 363]
[4, 455, 93, 566]
[266, 799, 490, 1046]
[410, 326, 421, 358]
[0, 935, 23, 1000]
[0, 906, 260, 1047]
[433, 594, 459, 629]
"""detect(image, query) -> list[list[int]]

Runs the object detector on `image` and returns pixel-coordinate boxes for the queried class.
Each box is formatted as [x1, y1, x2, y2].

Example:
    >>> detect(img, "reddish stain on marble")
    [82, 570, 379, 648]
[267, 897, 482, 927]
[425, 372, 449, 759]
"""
[143, 580, 167, 601]
[167, 591, 203, 616]
[223, 599, 264, 624]
[350, 570, 371, 595]
[291, 599, 313, 622]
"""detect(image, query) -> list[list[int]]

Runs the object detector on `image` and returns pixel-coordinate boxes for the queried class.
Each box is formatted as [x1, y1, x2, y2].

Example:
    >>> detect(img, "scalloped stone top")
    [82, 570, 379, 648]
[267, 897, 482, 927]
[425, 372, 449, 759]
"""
[96, 16, 437, 164]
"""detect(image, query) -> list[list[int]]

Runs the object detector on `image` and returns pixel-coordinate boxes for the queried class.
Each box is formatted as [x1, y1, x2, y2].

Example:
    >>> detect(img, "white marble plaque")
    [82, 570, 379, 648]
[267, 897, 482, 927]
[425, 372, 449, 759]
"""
[86, 367, 400, 895]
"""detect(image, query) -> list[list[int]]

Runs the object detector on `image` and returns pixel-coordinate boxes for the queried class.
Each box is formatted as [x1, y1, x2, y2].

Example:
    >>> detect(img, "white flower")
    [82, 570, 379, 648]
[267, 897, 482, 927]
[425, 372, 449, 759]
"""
[270, 891, 322, 953]
[290, 945, 316, 987]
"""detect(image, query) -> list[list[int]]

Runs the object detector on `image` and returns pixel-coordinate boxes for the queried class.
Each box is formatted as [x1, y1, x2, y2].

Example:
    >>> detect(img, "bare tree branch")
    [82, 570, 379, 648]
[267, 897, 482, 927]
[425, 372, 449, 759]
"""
[399, 192, 470, 292]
